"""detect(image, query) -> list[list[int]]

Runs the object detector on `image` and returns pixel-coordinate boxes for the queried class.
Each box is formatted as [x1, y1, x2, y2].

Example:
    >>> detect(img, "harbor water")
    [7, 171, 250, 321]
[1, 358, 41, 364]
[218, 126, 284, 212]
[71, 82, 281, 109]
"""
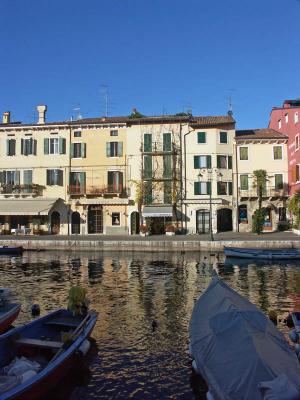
[1, 250, 300, 399]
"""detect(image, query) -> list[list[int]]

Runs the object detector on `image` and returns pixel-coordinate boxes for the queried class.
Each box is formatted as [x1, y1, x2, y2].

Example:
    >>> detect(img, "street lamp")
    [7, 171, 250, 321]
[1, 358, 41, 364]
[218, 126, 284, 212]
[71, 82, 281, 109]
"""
[198, 168, 223, 242]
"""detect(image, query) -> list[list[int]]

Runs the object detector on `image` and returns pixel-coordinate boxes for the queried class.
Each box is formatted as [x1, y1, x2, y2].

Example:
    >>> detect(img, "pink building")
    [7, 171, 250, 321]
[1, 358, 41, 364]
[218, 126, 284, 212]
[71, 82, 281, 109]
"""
[269, 99, 300, 195]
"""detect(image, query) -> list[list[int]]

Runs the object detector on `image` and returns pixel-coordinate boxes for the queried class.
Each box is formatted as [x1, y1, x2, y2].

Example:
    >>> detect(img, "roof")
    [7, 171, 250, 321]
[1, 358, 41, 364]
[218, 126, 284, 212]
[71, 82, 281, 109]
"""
[235, 128, 288, 140]
[190, 115, 235, 127]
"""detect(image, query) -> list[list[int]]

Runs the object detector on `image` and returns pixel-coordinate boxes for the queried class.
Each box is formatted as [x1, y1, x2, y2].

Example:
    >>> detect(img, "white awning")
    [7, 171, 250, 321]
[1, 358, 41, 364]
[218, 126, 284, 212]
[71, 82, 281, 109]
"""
[142, 206, 173, 217]
[0, 198, 61, 216]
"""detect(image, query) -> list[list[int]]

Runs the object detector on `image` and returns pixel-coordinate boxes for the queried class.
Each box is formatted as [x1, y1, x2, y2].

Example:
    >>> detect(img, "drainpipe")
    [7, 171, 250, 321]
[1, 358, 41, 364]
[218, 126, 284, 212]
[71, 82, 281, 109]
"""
[183, 126, 194, 233]
[67, 124, 72, 236]
[234, 139, 239, 232]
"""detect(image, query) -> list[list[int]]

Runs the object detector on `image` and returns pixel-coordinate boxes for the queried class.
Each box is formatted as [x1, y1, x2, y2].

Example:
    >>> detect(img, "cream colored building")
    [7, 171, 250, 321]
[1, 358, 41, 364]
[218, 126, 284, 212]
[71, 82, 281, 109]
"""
[183, 115, 236, 234]
[234, 129, 289, 232]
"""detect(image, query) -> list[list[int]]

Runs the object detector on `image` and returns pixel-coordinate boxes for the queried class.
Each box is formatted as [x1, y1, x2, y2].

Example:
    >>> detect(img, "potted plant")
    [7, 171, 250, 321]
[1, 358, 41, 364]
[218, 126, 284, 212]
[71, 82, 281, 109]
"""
[165, 224, 175, 236]
[140, 224, 149, 237]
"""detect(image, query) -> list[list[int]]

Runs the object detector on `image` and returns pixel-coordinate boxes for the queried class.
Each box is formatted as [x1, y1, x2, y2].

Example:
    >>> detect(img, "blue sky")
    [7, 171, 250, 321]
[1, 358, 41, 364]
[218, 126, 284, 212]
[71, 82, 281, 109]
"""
[1, 0, 299, 129]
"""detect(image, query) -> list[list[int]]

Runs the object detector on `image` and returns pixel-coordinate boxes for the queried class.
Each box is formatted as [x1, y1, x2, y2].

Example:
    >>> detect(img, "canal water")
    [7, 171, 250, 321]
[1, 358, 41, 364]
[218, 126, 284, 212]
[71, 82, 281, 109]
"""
[1, 250, 300, 399]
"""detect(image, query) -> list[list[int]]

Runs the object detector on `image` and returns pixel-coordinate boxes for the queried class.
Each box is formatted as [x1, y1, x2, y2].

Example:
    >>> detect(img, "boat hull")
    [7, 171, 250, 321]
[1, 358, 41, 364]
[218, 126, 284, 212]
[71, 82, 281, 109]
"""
[224, 246, 300, 260]
[0, 304, 21, 334]
[0, 247, 23, 256]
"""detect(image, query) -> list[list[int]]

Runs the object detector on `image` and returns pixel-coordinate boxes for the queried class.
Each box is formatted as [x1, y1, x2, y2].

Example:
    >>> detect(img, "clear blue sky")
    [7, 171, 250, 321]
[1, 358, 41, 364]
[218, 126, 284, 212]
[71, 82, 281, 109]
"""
[1, 0, 300, 129]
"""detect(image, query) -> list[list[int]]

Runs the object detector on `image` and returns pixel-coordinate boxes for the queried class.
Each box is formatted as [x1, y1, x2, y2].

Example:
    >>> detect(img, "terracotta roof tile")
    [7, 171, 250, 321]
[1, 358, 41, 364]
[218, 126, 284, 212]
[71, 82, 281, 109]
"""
[190, 115, 235, 127]
[236, 128, 288, 140]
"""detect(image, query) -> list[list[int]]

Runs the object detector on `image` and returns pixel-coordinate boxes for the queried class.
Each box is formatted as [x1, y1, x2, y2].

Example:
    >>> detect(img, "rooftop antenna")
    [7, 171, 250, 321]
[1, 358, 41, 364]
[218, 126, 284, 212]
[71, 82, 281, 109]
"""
[227, 88, 235, 116]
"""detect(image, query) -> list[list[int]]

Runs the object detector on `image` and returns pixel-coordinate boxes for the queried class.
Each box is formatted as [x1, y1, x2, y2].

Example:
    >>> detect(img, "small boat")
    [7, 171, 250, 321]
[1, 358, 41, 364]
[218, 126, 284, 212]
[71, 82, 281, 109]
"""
[189, 276, 300, 400]
[224, 246, 300, 260]
[0, 289, 21, 334]
[0, 247, 23, 256]
[0, 308, 98, 400]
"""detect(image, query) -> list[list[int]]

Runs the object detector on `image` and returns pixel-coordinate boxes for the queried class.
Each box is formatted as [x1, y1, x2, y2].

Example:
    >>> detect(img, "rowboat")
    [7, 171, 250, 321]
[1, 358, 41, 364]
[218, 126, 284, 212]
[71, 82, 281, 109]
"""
[0, 309, 98, 400]
[0, 247, 23, 256]
[0, 289, 20, 334]
[189, 276, 300, 400]
[224, 246, 300, 260]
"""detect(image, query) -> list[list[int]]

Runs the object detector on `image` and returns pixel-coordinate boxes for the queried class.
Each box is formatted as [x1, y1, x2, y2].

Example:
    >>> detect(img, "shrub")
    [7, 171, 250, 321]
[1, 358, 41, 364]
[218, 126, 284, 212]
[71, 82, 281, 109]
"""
[252, 209, 265, 234]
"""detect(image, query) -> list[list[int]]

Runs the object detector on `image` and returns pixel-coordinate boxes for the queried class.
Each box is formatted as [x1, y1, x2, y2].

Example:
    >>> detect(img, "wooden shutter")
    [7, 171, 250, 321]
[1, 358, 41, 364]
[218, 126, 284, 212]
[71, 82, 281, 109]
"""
[228, 156, 232, 169]
[118, 142, 123, 156]
[207, 182, 211, 195]
[144, 134, 152, 152]
[21, 138, 24, 155]
[163, 133, 171, 151]
[207, 155, 211, 168]
[44, 138, 49, 154]
[194, 156, 200, 169]
[194, 182, 200, 195]
[197, 132, 206, 144]
[81, 143, 86, 158]
[106, 142, 110, 157]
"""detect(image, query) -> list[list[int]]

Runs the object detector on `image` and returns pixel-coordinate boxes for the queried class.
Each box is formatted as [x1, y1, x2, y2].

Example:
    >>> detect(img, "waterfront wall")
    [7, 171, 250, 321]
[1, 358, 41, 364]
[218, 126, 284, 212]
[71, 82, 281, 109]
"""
[1, 239, 300, 252]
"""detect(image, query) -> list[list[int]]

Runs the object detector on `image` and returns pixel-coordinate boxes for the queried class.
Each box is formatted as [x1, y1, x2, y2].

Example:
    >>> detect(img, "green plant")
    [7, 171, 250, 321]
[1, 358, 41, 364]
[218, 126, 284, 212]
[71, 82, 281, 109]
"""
[288, 189, 300, 228]
[252, 209, 265, 234]
[253, 169, 268, 210]
[128, 108, 145, 119]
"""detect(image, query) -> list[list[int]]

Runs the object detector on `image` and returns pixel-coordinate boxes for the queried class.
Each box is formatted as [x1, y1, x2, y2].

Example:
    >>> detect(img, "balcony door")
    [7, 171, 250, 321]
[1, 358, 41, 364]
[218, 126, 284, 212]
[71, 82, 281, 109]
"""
[196, 210, 210, 234]
[88, 205, 103, 234]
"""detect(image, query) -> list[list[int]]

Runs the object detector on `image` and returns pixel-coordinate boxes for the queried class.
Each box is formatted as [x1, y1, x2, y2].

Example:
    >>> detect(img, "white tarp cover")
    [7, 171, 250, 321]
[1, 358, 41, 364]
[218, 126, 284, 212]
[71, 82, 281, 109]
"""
[142, 206, 173, 217]
[189, 276, 300, 400]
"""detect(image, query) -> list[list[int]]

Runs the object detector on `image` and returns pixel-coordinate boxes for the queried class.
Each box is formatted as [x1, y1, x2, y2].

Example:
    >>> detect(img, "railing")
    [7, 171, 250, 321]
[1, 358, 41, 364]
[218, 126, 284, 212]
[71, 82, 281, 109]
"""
[142, 142, 179, 154]
[0, 184, 44, 197]
[239, 186, 289, 198]
[68, 184, 127, 196]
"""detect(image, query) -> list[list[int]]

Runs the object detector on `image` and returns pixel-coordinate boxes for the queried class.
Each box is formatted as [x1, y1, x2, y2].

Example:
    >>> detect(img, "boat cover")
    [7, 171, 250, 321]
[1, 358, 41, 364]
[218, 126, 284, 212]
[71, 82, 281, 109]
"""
[189, 277, 300, 400]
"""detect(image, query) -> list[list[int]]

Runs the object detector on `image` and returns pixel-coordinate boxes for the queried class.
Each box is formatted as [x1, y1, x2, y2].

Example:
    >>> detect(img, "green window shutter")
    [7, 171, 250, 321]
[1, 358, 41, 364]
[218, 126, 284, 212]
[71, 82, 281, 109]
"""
[207, 155, 211, 168]
[21, 139, 24, 155]
[163, 155, 172, 178]
[107, 171, 113, 185]
[33, 139, 37, 155]
[217, 156, 221, 168]
[58, 170, 63, 186]
[144, 134, 152, 152]
[194, 182, 200, 195]
[197, 132, 206, 143]
[15, 171, 20, 185]
[217, 182, 221, 195]
[46, 170, 50, 185]
[275, 174, 283, 189]
[23, 170, 32, 185]
[12, 140, 16, 156]
[228, 156, 232, 169]
[220, 131, 227, 144]
[81, 143, 86, 158]
[194, 156, 200, 169]
[80, 172, 86, 189]
[70, 143, 74, 158]
[106, 142, 110, 157]
[207, 181, 211, 195]
[228, 182, 233, 195]
[6, 140, 9, 156]
[118, 142, 123, 156]
[0, 171, 3, 185]
[163, 181, 172, 204]
[59, 138, 66, 154]
[144, 155, 152, 178]
[44, 138, 49, 155]
[163, 133, 171, 151]
[144, 181, 152, 204]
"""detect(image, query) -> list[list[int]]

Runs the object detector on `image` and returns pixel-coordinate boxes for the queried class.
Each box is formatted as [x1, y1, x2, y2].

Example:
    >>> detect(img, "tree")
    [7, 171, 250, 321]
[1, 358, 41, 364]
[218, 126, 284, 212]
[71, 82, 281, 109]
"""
[288, 189, 300, 228]
[128, 108, 145, 119]
[253, 169, 268, 210]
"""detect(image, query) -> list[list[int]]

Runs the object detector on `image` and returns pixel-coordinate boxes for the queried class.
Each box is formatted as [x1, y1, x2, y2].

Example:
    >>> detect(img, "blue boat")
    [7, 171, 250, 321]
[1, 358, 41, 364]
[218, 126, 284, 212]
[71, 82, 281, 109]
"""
[189, 276, 300, 400]
[0, 247, 23, 256]
[0, 309, 97, 400]
[224, 246, 300, 260]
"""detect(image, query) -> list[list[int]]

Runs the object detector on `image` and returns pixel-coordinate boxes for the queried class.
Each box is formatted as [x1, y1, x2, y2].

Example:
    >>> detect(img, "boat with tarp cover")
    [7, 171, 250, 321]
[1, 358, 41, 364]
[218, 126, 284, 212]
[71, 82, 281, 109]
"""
[224, 246, 300, 260]
[189, 276, 300, 400]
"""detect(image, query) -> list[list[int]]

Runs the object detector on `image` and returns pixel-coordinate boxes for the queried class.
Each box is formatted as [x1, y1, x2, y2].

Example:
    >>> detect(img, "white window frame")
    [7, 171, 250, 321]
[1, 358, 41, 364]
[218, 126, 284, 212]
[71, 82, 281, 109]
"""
[239, 146, 249, 161]
[295, 112, 299, 124]
[72, 142, 82, 159]
[278, 119, 282, 129]
[295, 134, 299, 151]
[285, 113, 289, 123]
[49, 138, 59, 155]
[273, 145, 283, 160]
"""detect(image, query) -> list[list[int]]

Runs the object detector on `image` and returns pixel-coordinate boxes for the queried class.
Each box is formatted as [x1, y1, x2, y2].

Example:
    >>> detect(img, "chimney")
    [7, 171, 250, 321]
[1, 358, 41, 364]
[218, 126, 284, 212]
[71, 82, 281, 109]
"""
[2, 111, 10, 124]
[37, 105, 47, 124]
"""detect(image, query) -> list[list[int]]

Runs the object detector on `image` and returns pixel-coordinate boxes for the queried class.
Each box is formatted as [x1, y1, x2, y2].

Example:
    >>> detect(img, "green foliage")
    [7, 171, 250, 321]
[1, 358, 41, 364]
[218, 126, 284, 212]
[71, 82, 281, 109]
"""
[174, 112, 192, 117]
[252, 209, 265, 234]
[128, 108, 145, 119]
[288, 189, 300, 228]
[253, 169, 268, 210]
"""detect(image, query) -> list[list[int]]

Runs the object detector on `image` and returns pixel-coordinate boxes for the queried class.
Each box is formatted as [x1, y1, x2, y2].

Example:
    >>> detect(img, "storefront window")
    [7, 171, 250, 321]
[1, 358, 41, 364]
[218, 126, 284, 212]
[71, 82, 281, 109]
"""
[112, 213, 120, 226]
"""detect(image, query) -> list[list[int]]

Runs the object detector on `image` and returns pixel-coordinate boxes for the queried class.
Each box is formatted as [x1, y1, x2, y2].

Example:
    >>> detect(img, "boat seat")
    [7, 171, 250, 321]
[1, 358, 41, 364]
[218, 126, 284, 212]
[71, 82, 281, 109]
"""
[15, 337, 63, 349]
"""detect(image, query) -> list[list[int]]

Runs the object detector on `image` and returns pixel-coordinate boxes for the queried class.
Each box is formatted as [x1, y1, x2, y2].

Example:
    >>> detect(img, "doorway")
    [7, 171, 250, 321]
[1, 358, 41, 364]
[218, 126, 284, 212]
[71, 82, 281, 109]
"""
[130, 212, 140, 234]
[196, 210, 210, 234]
[71, 211, 80, 234]
[51, 211, 60, 234]
[217, 208, 233, 232]
[88, 205, 103, 234]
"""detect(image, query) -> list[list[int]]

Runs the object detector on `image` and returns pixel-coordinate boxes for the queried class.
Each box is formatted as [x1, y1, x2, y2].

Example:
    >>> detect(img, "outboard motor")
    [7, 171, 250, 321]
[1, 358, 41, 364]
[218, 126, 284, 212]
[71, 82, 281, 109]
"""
[31, 304, 40, 317]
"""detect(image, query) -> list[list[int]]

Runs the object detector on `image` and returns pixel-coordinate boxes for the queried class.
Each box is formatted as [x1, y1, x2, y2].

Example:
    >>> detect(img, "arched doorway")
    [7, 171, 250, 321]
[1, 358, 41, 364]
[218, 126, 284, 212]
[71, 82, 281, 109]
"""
[71, 211, 80, 234]
[88, 205, 103, 234]
[217, 208, 233, 232]
[51, 211, 60, 234]
[196, 210, 210, 234]
[130, 212, 140, 234]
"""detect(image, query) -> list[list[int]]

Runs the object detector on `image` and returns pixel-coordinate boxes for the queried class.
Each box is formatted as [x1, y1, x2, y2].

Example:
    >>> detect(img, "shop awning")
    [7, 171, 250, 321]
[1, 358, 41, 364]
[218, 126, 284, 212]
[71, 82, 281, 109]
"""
[142, 206, 173, 218]
[0, 198, 61, 216]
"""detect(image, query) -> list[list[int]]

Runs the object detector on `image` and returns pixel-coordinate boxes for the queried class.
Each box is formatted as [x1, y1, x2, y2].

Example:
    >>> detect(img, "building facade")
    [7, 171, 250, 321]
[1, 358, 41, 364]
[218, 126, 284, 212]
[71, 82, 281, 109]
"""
[234, 129, 289, 232]
[269, 99, 300, 195]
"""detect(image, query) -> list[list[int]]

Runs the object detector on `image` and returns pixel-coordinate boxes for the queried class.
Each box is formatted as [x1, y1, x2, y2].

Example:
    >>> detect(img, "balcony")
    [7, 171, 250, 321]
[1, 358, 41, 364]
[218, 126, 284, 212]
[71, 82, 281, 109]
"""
[239, 186, 289, 199]
[68, 184, 127, 197]
[0, 184, 44, 198]
[142, 142, 178, 155]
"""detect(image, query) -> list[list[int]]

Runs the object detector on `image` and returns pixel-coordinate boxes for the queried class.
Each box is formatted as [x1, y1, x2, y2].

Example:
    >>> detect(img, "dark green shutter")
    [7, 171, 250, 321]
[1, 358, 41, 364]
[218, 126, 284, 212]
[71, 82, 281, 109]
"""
[228, 156, 232, 169]
[6, 140, 9, 156]
[0, 171, 3, 184]
[163, 155, 172, 178]
[197, 132, 206, 143]
[118, 142, 123, 156]
[144, 134, 152, 152]
[71, 143, 74, 158]
[46, 170, 51, 185]
[81, 143, 86, 158]
[144, 155, 152, 178]
[194, 156, 200, 169]
[228, 182, 233, 195]
[207, 155, 211, 168]
[15, 171, 20, 185]
[59, 138, 66, 154]
[44, 138, 49, 154]
[21, 139, 24, 155]
[106, 142, 110, 157]
[220, 132, 227, 143]
[194, 182, 200, 195]
[217, 182, 221, 195]
[163, 133, 171, 151]
[108, 171, 113, 185]
[207, 182, 211, 195]
[217, 156, 221, 168]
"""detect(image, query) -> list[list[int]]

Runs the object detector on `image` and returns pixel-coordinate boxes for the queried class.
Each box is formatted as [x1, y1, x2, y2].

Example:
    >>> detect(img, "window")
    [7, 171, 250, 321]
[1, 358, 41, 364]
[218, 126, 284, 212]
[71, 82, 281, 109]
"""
[296, 135, 299, 150]
[163, 133, 172, 151]
[107, 171, 123, 192]
[144, 134, 152, 152]
[217, 155, 232, 169]
[112, 212, 120, 226]
[278, 207, 286, 221]
[6, 139, 16, 156]
[69, 172, 86, 193]
[197, 132, 206, 144]
[23, 170, 33, 185]
[74, 131, 81, 137]
[21, 138, 37, 155]
[278, 119, 282, 129]
[163, 155, 172, 178]
[285, 113, 289, 123]
[217, 182, 232, 195]
[194, 155, 211, 169]
[238, 205, 248, 223]
[110, 130, 118, 137]
[71, 143, 86, 158]
[46, 169, 63, 186]
[44, 138, 66, 155]
[295, 112, 299, 124]
[194, 182, 211, 195]
[273, 145, 283, 160]
[0, 170, 20, 185]
[240, 175, 249, 190]
[275, 174, 283, 190]
[106, 141, 123, 157]
[239, 147, 248, 160]
[219, 131, 227, 144]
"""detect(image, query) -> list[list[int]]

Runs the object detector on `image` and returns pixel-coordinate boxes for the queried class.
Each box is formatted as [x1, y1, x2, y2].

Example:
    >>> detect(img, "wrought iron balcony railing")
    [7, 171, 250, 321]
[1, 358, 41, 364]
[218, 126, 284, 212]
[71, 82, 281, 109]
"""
[68, 184, 127, 196]
[0, 184, 44, 197]
[239, 186, 289, 198]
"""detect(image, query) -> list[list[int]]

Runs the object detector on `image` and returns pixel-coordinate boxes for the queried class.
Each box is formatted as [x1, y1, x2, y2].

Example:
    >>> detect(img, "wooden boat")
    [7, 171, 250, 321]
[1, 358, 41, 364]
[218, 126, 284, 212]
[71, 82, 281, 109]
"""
[189, 276, 300, 400]
[0, 247, 23, 256]
[0, 309, 98, 400]
[0, 304, 20, 335]
[224, 246, 300, 260]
